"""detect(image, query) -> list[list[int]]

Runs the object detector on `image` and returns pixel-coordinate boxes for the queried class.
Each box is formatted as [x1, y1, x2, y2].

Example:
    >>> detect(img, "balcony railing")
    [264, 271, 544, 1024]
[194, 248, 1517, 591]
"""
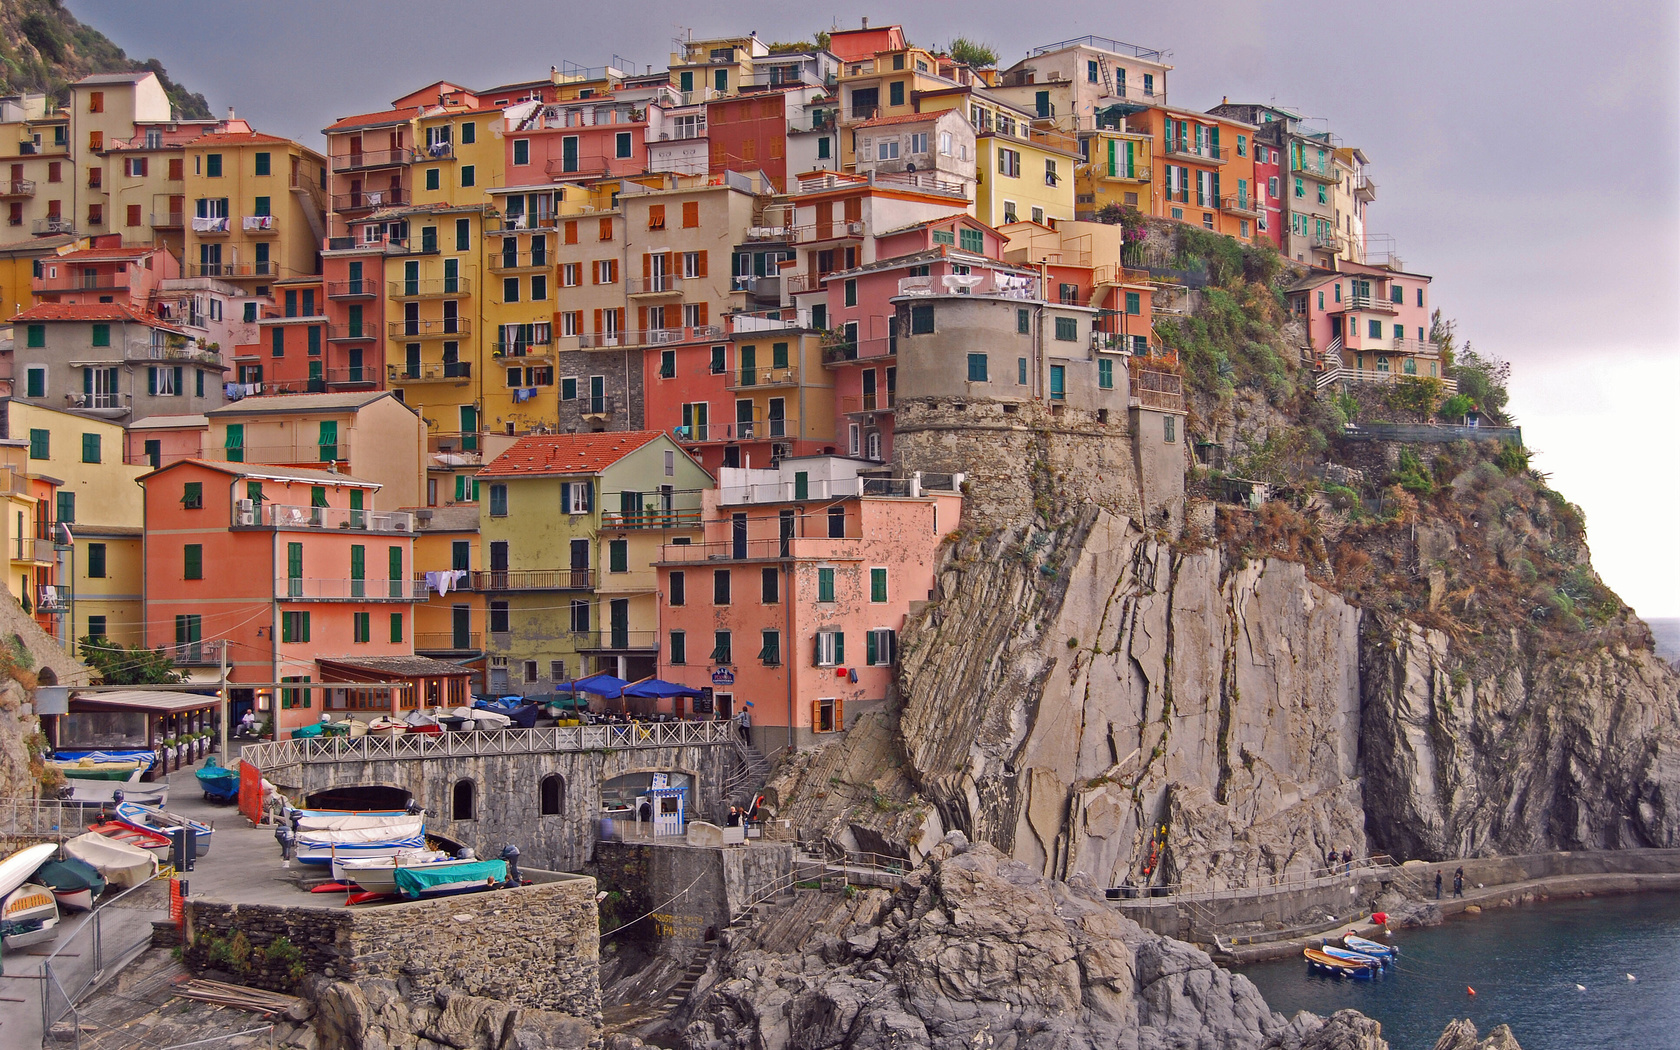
[239, 503, 415, 534]
[150, 211, 184, 229]
[189, 262, 277, 279]
[332, 149, 415, 173]
[1311, 231, 1344, 253]
[326, 280, 379, 299]
[0, 179, 35, 198]
[669, 416, 795, 442]
[163, 639, 227, 667]
[487, 250, 551, 272]
[191, 216, 231, 234]
[33, 218, 74, 236]
[326, 323, 379, 342]
[470, 569, 594, 592]
[728, 367, 801, 390]
[326, 366, 377, 386]
[389, 278, 471, 299]
[1338, 294, 1397, 314]
[577, 327, 689, 349]
[415, 632, 482, 652]
[389, 361, 472, 383]
[1159, 142, 1228, 165]
[242, 215, 278, 232]
[331, 188, 407, 212]
[492, 342, 553, 358]
[730, 309, 811, 335]
[789, 220, 865, 244]
[277, 576, 424, 601]
[574, 630, 659, 652]
[419, 142, 456, 161]
[841, 393, 896, 414]
[821, 336, 896, 364]
[599, 508, 702, 529]
[625, 275, 684, 296]
[580, 395, 615, 417]
[1219, 194, 1260, 218]
[1293, 159, 1339, 183]
[657, 536, 865, 563]
[388, 319, 471, 339]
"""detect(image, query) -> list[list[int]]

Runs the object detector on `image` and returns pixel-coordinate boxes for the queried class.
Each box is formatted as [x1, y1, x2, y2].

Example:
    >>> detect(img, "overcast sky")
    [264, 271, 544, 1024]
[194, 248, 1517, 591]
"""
[66, 0, 1680, 617]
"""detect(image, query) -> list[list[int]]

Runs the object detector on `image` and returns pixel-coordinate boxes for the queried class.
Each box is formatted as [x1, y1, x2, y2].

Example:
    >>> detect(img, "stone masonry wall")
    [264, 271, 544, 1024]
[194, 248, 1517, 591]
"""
[185, 873, 601, 1019]
[592, 841, 792, 944]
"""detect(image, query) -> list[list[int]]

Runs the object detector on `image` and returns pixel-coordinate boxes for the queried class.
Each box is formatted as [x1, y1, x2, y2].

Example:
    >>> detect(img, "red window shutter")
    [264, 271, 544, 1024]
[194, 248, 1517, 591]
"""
[593, 309, 603, 333]
[564, 220, 578, 244]
[682, 201, 698, 228]
[696, 251, 707, 277]
[169, 158, 184, 180]
[598, 217, 612, 241]
[126, 204, 141, 226]
[637, 306, 647, 331]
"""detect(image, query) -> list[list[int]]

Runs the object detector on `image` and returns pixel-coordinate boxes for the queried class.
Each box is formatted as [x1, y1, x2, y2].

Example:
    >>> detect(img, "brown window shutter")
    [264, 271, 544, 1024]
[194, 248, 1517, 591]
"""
[642, 253, 651, 279]
[565, 220, 578, 244]
[638, 306, 647, 331]
[810, 699, 821, 729]
[683, 201, 698, 228]
[599, 217, 612, 241]
[835, 698, 844, 732]
[593, 309, 603, 333]
[844, 197, 861, 221]
[169, 159, 183, 180]
[696, 251, 707, 278]
[696, 303, 708, 326]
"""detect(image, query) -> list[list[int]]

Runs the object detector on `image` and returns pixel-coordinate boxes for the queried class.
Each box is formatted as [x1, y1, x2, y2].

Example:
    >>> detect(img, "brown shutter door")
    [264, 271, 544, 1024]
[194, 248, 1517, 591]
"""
[696, 250, 708, 277]
[593, 309, 603, 333]
[643, 253, 651, 279]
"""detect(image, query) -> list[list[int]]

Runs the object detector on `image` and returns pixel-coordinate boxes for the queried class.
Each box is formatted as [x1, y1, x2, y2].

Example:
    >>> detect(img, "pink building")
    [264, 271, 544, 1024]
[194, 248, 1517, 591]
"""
[1287, 263, 1441, 382]
[654, 456, 960, 750]
[1253, 140, 1283, 249]
[124, 412, 208, 468]
[504, 92, 665, 184]
[32, 235, 178, 308]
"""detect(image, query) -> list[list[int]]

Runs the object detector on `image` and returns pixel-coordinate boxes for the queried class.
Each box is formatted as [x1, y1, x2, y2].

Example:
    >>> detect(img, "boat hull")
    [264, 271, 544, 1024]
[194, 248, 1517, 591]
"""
[65, 775, 168, 807]
[1304, 947, 1375, 979]
[2, 883, 60, 949]
[296, 829, 428, 867]
[1343, 934, 1398, 958]
[114, 802, 213, 858]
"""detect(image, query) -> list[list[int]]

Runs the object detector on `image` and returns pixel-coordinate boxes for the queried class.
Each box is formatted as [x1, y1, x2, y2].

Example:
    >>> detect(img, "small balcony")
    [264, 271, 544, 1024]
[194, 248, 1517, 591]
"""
[625, 275, 684, 297]
[1159, 142, 1227, 166]
[1095, 163, 1150, 184]
[841, 393, 895, 415]
[332, 148, 415, 173]
[326, 323, 378, 343]
[580, 395, 615, 418]
[388, 319, 471, 340]
[32, 217, 73, 236]
[727, 366, 802, 391]
[242, 215, 278, 234]
[1336, 293, 1398, 315]
[163, 639, 227, 667]
[189, 261, 278, 279]
[1219, 194, 1260, 219]
[0, 179, 35, 198]
[389, 277, 472, 300]
[191, 216, 232, 235]
[331, 188, 407, 213]
[418, 142, 456, 162]
[240, 503, 416, 534]
[789, 220, 864, 244]
[598, 507, 702, 530]
[492, 341, 553, 359]
[670, 416, 796, 443]
[1293, 159, 1339, 184]
[821, 335, 896, 365]
[1311, 231, 1345, 254]
[470, 568, 594, 592]
[389, 361, 472, 384]
[276, 576, 425, 601]
[415, 632, 482, 653]
[575, 630, 659, 653]
[150, 211, 184, 230]
[326, 279, 379, 299]
[325, 365, 378, 387]
[576, 327, 708, 350]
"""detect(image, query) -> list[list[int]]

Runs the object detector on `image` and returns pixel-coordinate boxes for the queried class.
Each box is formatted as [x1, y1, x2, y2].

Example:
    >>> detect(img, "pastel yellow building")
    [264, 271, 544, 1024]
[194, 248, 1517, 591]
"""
[1075, 128, 1153, 216]
[0, 92, 72, 242]
[409, 504, 484, 674]
[180, 130, 326, 291]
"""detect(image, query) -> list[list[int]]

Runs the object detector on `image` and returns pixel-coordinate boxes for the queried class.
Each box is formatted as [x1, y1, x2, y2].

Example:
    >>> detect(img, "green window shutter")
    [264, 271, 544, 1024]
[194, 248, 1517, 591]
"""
[26, 324, 44, 348]
[311, 486, 327, 508]
[225, 423, 244, 462]
[28, 429, 48, 459]
[56, 491, 74, 524]
[558, 483, 570, 515]
[1107, 138, 1116, 177]
[27, 369, 44, 398]
[87, 543, 106, 578]
[834, 631, 844, 664]
[870, 567, 887, 602]
[456, 218, 469, 251]
[147, 368, 157, 395]
[1098, 358, 1113, 389]
[182, 482, 202, 507]
[350, 545, 365, 580]
[319, 420, 338, 460]
[609, 539, 628, 573]
[287, 542, 303, 579]
[1017, 308, 1030, 334]
[866, 631, 878, 666]
[817, 567, 835, 602]
[81, 433, 100, 463]
[91, 324, 110, 347]
[184, 544, 202, 580]
[389, 545, 403, 580]
[390, 613, 403, 643]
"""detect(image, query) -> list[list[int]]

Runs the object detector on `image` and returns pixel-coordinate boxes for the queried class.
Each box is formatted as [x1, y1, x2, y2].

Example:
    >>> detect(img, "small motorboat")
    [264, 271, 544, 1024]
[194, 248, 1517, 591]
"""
[1304, 947, 1375, 979]
[403, 711, 443, 735]
[114, 801, 214, 858]
[63, 832, 157, 889]
[61, 769, 168, 807]
[473, 697, 539, 729]
[89, 820, 173, 859]
[392, 858, 508, 900]
[294, 817, 427, 867]
[366, 717, 408, 738]
[322, 719, 369, 738]
[1319, 943, 1389, 970]
[291, 721, 327, 739]
[50, 757, 144, 781]
[293, 810, 419, 832]
[1343, 934, 1398, 959]
[2, 882, 59, 949]
[32, 857, 105, 912]
[196, 757, 240, 804]
[0, 845, 58, 901]
[333, 849, 456, 891]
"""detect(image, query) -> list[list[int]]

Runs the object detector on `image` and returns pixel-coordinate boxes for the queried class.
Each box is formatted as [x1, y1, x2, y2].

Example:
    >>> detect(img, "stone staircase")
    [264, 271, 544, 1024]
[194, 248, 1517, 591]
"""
[723, 740, 772, 812]
[660, 946, 716, 1011]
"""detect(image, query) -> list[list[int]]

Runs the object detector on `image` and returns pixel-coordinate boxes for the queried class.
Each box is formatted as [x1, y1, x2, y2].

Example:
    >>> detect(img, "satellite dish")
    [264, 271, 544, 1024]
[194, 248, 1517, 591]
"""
[906, 162, 916, 172]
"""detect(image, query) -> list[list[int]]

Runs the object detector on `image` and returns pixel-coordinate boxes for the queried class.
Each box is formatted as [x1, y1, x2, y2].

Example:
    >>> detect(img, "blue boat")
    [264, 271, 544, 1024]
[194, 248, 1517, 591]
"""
[472, 697, 539, 728]
[195, 757, 240, 803]
[1319, 943, 1389, 970]
[1343, 934, 1398, 958]
[114, 802, 214, 858]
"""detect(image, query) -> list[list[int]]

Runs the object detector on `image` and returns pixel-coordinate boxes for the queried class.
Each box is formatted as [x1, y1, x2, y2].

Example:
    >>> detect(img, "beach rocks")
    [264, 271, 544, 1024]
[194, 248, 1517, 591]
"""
[1265, 1009, 1388, 1050]
[311, 979, 595, 1050]
[1432, 1018, 1525, 1050]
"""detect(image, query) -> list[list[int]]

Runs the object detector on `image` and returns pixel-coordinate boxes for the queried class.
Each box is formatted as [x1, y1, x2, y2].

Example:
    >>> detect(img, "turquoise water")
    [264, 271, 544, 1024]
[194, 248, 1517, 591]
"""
[1237, 891, 1680, 1049]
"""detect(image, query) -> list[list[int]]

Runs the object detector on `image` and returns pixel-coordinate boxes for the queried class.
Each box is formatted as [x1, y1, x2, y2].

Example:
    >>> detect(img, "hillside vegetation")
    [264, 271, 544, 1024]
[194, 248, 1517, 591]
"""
[0, 0, 209, 117]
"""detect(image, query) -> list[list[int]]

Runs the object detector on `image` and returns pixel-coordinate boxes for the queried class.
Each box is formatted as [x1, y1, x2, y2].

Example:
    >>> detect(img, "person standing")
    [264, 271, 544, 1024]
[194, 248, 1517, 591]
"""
[1453, 866, 1464, 898]
[1342, 848, 1352, 874]
[1435, 871, 1443, 899]
[736, 707, 752, 746]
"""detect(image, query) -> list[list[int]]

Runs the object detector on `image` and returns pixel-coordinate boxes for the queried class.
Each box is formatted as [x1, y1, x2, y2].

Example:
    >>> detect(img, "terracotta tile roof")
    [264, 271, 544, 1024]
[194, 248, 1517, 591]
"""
[52, 246, 156, 261]
[855, 112, 946, 128]
[188, 131, 297, 147]
[9, 302, 182, 331]
[324, 107, 421, 132]
[477, 432, 666, 478]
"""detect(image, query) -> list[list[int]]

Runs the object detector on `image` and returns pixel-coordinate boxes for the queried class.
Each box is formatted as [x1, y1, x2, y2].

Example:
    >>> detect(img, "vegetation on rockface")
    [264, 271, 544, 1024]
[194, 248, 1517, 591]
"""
[0, 0, 210, 116]
[78, 636, 186, 685]
[198, 930, 306, 989]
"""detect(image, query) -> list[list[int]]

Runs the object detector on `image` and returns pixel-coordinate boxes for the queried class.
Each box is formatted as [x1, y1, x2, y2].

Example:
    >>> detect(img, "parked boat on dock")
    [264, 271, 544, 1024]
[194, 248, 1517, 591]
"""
[334, 850, 463, 892]
[64, 831, 158, 888]
[1319, 943, 1390, 970]
[32, 857, 105, 912]
[114, 801, 213, 857]
[2, 882, 59, 949]
[1342, 934, 1398, 959]
[295, 817, 427, 867]
[392, 858, 507, 900]
[61, 769, 169, 806]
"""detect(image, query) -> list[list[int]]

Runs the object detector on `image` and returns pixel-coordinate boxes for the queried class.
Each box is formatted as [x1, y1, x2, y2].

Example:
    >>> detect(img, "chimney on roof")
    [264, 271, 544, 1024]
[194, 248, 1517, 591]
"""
[227, 107, 236, 121]
[861, 16, 868, 28]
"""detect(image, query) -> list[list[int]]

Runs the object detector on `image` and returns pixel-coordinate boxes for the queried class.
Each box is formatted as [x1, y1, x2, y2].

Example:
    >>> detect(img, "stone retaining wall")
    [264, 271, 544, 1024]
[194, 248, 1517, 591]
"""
[593, 841, 792, 944]
[184, 870, 600, 1020]
[1402, 847, 1680, 892]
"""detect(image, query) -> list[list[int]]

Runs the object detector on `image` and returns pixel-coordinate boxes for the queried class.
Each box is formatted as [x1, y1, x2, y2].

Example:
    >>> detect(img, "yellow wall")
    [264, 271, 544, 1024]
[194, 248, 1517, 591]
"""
[974, 134, 1078, 228]
[182, 137, 326, 284]
[1077, 131, 1153, 215]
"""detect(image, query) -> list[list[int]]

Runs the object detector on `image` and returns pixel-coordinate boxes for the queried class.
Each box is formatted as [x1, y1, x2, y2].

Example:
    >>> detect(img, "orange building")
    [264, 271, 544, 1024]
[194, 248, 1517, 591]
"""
[139, 459, 420, 736]
[1126, 107, 1260, 241]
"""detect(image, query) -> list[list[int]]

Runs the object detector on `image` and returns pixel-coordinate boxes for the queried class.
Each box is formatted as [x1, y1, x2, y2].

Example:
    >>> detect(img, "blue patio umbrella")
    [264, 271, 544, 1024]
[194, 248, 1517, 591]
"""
[567, 673, 630, 698]
[622, 679, 706, 699]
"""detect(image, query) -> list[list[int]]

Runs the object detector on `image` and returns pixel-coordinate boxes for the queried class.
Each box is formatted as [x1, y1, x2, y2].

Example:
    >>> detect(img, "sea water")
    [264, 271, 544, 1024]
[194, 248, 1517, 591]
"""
[1236, 890, 1680, 1049]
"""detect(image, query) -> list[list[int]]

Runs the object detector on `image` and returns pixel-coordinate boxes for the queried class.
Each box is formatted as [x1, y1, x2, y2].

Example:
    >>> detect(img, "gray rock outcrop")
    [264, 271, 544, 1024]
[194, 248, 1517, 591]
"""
[312, 979, 598, 1050]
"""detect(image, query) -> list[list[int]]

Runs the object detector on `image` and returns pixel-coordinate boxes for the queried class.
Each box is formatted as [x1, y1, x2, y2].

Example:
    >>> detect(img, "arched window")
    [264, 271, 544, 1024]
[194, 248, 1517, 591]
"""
[539, 774, 564, 816]
[452, 778, 476, 820]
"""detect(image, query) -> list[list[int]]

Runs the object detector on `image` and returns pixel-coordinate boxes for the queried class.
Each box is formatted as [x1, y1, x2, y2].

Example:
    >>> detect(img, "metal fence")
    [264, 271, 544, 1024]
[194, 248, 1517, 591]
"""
[40, 875, 168, 1048]
[0, 796, 115, 848]
[243, 719, 737, 769]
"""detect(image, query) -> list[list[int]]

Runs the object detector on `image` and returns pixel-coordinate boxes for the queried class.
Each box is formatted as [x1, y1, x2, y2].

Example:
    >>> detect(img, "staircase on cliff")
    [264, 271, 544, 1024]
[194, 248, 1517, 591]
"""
[723, 740, 772, 813]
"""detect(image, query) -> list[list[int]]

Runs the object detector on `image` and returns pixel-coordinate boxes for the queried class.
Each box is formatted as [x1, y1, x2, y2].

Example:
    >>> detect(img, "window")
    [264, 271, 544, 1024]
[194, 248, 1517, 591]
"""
[815, 630, 844, 667]
[89, 91, 104, 113]
[998, 148, 1020, 177]
[452, 779, 475, 821]
[253, 151, 272, 176]
[489, 484, 508, 517]
[181, 482, 202, 508]
[870, 567, 888, 603]
[561, 377, 578, 400]
[866, 628, 897, 666]
[616, 131, 632, 158]
[206, 153, 222, 178]
[353, 612, 370, 644]
[910, 304, 934, 334]
[966, 353, 988, 382]
[1391, 284, 1405, 304]
[86, 543, 106, 578]
[460, 165, 475, 187]
[1019, 357, 1028, 385]
[1050, 364, 1066, 400]
[513, 139, 529, 165]
[489, 601, 510, 633]
[1368, 319, 1382, 339]
[817, 566, 836, 603]
[1237, 135, 1247, 158]
[56, 491, 74, 525]
[126, 203, 141, 226]
[531, 274, 546, 300]
[670, 570, 686, 606]
[659, 349, 676, 379]
[565, 481, 592, 514]
[817, 136, 831, 159]
[26, 324, 44, 348]
[1163, 415, 1177, 442]
[682, 201, 699, 228]
[81, 433, 101, 463]
[844, 279, 857, 307]
[390, 612, 403, 643]
[456, 218, 470, 250]
[667, 629, 687, 665]
[1054, 316, 1078, 341]
[760, 566, 780, 604]
[1098, 358, 1114, 389]
[281, 611, 310, 643]
[609, 539, 628, 573]
[461, 121, 476, 144]
[713, 569, 732, 605]
[759, 630, 782, 666]
[91, 323, 111, 347]
[28, 429, 49, 460]
[647, 204, 666, 230]
[889, 80, 905, 107]
[711, 630, 732, 664]
[1125, 291, 1141, 315]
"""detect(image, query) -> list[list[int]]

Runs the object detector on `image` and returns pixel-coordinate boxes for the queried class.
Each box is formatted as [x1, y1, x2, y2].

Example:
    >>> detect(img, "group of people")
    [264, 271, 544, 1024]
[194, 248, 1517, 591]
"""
[1327, 847, 1356, 874]
[1434, 866, 1467, 899]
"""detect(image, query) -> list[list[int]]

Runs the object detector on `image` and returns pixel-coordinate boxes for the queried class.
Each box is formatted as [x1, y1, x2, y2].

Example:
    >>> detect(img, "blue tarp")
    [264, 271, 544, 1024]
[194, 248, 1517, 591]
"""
[623, 679, 706, 699]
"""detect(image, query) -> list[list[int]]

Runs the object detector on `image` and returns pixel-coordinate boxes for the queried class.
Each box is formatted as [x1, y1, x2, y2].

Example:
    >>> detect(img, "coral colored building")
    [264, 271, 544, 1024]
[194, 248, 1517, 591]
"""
[654, 456, 960, 750]
[140, 459, 419, 736]
[1285, 264, 1440, 382]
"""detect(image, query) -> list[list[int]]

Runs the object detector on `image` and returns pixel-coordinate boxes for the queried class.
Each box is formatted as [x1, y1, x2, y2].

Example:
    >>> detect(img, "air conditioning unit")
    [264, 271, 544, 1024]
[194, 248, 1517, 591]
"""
[236, 498, 256, 526]
[392, 518, 411, 531]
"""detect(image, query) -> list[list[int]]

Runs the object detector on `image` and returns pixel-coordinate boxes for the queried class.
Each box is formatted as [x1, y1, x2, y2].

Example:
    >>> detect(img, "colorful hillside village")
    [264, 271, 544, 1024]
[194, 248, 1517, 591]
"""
[0, 25, 1440, 749]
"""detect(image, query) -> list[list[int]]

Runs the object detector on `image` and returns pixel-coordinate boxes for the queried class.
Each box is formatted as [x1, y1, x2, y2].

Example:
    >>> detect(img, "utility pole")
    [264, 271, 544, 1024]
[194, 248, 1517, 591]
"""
[218, 640, 229, 760]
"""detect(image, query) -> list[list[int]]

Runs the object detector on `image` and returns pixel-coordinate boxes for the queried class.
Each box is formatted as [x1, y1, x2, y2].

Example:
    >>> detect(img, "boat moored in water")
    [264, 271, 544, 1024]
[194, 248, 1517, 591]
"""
[1342, 934, 1398, 958]
[1318, 943, 1390, 970]
[1304, 947, 1376, 979]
